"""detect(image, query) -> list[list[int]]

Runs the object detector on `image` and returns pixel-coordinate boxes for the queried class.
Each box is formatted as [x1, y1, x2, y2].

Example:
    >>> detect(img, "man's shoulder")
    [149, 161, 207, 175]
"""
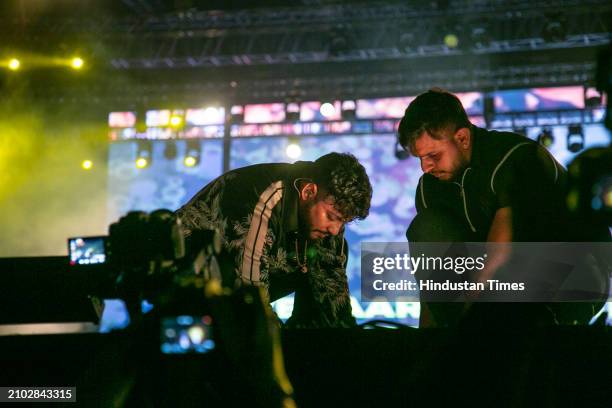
[477, 127, 535, 150]
[473, 127, 538, 169]
[210, 162, 292, 192]
[227, 162, 293, 179]
[177, 163, 292, 213]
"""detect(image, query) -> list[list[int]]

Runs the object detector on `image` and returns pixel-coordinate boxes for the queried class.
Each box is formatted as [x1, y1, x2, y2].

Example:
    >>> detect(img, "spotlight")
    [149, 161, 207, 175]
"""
[286, 103, 300, 122]
[394, 141, 410, 160]
[230, 105, 244, 124]
[170, 116, 182, 127]
[541, 15, 567, 43]
[398, 31, 416, 52]
[320, 102, 336, 119]
[169, 111, 185, 129]
[184, 156, 197, 167]
[136, 158, 149, 169]
[513, 127, 527, 137]
[537, 128, 554, 148]
[71, 57, 84, 70]
[567, 125, 584, 153]
[444, 33, 459, 48]
[328, 26, 350, 57]
[470, 26, 491, 49]
[8, 58, 20, 71]
[184, 139, 201, 167]
[136, 140, 153, 169]
[286, 139, 302, 160]
[81, 160, 93, 170]
[341, 100, 356, 120]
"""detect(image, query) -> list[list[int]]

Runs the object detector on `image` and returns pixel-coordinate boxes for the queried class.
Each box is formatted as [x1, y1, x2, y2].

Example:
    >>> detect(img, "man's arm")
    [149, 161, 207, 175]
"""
[176, 176, 284, 302]
[474, 207, 513, 284]
[475, 143, 562, 283]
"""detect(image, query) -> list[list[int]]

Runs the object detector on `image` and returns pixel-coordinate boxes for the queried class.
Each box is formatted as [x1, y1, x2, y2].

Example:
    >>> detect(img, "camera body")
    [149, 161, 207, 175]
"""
[68, 209, 224, 355]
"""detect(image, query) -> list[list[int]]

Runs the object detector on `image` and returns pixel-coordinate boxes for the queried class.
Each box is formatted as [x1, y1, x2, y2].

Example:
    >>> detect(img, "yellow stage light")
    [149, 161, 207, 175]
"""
[81, 160, 93, 170]
[136, 158, 148, 168]
[71, 57, 84, 70]
[184, 156, 197, 167]
[444, 34, 459, 48]
[170, 115, 183, 127]
[8, 58, 20, 71]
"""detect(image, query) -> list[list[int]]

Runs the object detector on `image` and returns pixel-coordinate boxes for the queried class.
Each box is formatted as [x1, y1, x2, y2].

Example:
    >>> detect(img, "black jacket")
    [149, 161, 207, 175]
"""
[176, 161, 355, 328]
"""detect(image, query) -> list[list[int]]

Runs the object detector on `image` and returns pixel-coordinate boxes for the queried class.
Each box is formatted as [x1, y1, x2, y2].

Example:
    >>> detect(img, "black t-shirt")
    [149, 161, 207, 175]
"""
[414, 126, 569, 241]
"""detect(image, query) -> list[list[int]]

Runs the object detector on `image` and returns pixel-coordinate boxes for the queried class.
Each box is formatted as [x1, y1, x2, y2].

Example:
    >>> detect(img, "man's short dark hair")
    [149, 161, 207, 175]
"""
[398, 88, 472, 154]
[313, 152, 372, 221]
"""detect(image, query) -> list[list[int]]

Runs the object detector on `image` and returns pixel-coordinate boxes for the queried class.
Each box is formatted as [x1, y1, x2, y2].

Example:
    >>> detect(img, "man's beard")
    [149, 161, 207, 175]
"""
[444, 156, 469, 182]
[298, 202, 327, 241]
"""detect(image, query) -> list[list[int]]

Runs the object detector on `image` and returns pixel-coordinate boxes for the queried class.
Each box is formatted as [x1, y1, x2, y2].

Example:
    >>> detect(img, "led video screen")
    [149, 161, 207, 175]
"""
[494, 86, 584, 113]
[104, 99, 611, 329]
[107, 139, 224, 225]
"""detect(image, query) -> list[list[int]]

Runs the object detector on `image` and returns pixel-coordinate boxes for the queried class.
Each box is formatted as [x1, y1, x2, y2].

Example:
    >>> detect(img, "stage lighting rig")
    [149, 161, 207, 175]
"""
[230, 105, 244, 124]
[341, 100, 356, 120]
[444, 33, 459, 49]
[81, 160, 93, 170]
[184, 139, 201, 167]
[286, 102, 300, 122]
[169, 111, 185, 130]
[567, 125, 584, 153]
[164, 140, 178, 160]
[71, 57, 84, 70]
[8, 58, 20, 70]
[394, 141, 410, 161]
[537, 128, 554, 148]
[136, 140, 153, 169]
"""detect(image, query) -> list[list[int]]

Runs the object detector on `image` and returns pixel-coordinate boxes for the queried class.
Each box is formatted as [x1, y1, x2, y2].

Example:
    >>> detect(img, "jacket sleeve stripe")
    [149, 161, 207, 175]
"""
[240, 181, 284, 284]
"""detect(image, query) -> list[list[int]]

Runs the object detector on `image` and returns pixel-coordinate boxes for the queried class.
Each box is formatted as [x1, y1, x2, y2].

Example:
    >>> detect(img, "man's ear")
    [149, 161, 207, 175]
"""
[299, 182, 318, 202]
[454, 127, 471, 150]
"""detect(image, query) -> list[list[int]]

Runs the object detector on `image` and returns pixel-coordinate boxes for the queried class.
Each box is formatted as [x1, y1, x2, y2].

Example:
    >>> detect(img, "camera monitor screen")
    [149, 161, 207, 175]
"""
[160, 315, 215, 354]
[68, 236, 107, 265]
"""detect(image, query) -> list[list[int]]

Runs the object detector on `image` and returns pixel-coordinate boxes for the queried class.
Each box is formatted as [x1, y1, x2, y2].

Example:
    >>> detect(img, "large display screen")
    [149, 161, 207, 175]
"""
[493, 86, 585, 113]
[106, 139, 224, 224]
[103, 92, 611, 330]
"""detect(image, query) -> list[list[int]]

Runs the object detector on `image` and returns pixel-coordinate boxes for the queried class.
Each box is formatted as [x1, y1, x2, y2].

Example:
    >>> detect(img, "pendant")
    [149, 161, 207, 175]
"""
[300, 265, 308, 273]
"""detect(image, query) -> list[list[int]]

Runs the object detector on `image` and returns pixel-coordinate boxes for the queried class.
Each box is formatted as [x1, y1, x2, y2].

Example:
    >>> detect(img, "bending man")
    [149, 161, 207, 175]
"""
[176, 152, 372, 328]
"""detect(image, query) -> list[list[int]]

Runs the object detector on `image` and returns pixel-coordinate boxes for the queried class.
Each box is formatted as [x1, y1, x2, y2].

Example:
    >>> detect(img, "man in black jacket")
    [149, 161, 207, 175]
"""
[398, 89, 609, 327]
[176, 152, 372, 328]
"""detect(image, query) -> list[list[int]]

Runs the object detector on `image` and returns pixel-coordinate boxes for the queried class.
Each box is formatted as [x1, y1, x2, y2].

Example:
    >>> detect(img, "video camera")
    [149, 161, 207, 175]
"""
[68, 209, 226, 355]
